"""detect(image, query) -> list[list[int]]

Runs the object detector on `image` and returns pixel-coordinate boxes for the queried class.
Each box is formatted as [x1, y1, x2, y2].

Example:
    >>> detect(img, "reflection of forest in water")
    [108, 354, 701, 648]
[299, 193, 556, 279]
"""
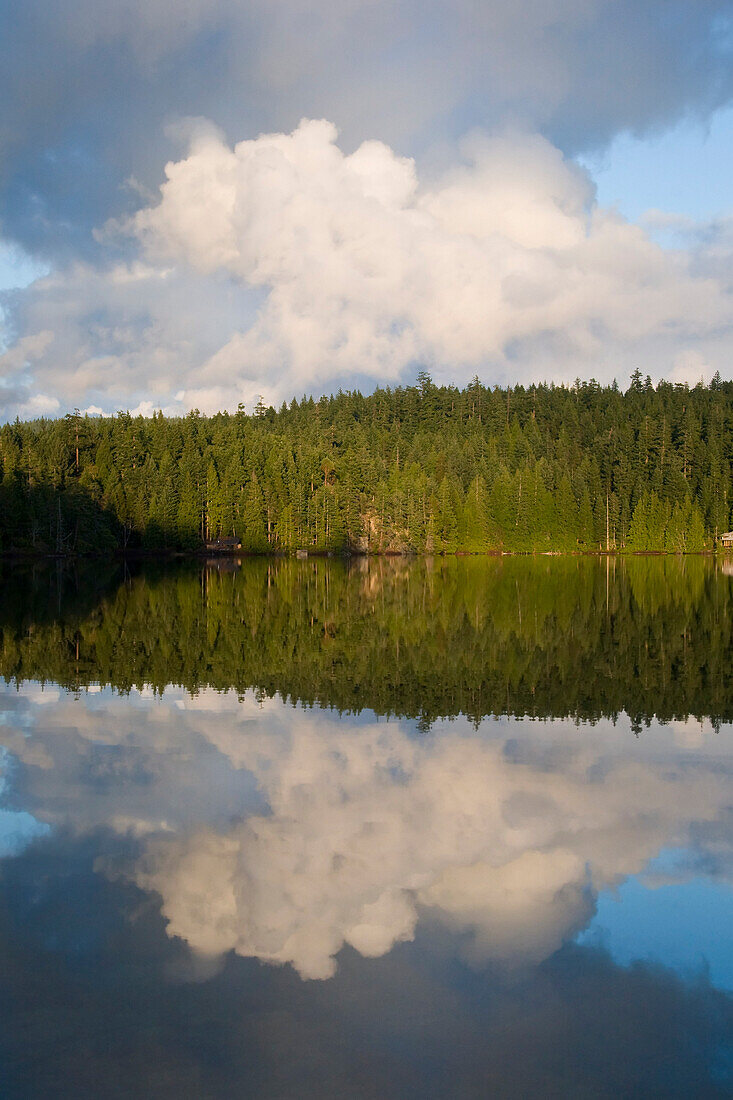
[1, 555, 731, 723]
[2, 558, 733, 1097]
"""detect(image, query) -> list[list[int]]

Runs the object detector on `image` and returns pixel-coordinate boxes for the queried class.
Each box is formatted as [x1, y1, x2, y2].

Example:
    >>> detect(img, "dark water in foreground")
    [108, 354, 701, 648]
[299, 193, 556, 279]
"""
[1, 556, 732, 1097]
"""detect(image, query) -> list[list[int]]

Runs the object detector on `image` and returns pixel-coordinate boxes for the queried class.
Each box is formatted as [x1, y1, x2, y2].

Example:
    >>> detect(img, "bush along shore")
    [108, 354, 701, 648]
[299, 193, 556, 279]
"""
[1, 372, 731, 557]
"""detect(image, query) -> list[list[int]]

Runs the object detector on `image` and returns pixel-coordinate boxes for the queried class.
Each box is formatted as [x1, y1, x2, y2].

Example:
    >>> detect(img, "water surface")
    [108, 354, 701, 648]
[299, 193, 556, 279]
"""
[1, 556, 732, 1097]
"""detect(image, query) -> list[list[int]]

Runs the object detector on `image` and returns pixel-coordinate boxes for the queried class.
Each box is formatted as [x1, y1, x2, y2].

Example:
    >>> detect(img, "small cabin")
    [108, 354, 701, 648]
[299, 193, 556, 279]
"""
[720, 532, 733, 549]
[205, 536, 241, 553]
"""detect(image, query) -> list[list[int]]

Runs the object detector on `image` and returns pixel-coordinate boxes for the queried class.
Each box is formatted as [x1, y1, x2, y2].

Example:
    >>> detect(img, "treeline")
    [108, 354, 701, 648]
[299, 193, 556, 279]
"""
[1, 556, 731, 724]
[1, 371, 731, 555]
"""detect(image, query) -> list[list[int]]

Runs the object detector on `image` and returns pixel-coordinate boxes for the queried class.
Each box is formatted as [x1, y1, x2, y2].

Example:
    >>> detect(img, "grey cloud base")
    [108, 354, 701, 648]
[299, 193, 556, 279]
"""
[3, 2, 733, 415]
[2, 0, 733, 259]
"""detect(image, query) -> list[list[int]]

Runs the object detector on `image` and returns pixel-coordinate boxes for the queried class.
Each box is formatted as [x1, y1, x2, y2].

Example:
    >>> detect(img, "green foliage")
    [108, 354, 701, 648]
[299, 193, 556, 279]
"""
[628, 492, 710, 553]
[0, 375, 731, 555]
[1, 556, 730, 725]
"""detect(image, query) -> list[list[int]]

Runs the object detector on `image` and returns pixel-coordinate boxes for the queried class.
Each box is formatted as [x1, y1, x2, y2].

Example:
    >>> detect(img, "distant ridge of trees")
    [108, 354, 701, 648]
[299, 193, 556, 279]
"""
[0, 371, 731, 555]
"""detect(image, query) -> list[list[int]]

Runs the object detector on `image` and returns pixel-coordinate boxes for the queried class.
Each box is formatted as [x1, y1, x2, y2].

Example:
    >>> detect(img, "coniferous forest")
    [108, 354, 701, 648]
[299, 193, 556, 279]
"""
[1, 371, 731, 556]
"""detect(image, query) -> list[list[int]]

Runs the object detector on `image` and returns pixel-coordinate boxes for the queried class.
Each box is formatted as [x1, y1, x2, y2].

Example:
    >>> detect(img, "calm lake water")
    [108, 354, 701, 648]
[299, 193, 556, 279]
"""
[1, 555, 732, 1097]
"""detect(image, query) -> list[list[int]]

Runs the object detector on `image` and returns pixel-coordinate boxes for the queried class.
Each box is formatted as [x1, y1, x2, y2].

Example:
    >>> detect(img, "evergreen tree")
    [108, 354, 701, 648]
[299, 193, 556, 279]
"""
[1, 375, 730, 556]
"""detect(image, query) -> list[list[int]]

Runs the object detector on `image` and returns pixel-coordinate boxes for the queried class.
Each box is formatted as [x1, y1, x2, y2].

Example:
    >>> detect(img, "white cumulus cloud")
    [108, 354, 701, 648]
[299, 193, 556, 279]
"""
[3, 118, 733, 417]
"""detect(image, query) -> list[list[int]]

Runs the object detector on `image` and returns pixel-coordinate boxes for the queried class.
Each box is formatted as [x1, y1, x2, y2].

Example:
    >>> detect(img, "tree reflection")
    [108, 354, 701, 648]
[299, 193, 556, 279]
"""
[1, 555, 731, 722]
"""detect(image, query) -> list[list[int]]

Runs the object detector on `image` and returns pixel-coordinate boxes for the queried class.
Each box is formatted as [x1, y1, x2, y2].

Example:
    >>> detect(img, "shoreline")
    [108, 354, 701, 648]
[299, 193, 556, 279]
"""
[0, 547, 728, 563]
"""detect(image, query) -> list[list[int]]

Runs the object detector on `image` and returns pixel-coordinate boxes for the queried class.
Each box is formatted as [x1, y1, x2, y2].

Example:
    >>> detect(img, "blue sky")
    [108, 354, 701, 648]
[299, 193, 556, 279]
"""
[2, 0, 733, 418]
[584, 105, 733, 223]
[0, 245, 47, 294]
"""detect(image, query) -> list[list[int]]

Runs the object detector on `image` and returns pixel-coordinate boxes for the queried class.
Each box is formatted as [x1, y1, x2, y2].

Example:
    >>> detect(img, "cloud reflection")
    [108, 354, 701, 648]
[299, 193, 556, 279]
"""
[2, 682, 732, 980]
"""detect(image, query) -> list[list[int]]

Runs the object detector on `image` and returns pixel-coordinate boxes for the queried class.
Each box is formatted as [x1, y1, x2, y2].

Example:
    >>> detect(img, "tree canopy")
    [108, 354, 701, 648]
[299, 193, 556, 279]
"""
[1, 374, 731, 555]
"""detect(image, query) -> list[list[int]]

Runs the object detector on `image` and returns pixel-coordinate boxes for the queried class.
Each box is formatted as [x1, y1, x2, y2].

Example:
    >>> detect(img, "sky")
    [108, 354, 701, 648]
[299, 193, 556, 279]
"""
[2, 1, 733, 419]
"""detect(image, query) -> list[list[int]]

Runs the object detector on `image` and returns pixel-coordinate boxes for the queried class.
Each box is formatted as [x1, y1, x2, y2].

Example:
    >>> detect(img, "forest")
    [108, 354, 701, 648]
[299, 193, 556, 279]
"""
[0, 371, 731, 555]
[1, 555, 730, 724]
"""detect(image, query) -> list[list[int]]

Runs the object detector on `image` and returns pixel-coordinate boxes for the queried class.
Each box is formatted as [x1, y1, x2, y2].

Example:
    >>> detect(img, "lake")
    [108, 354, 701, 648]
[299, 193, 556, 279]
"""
[1, 555, 732, 1097]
